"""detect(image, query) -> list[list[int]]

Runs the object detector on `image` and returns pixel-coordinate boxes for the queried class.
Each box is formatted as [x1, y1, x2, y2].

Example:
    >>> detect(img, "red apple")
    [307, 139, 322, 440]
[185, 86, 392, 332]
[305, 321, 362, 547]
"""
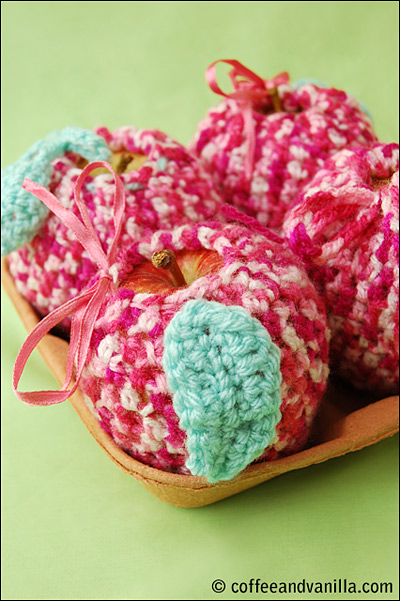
[85, 151, 148, 176]
[120, 249, 224, 293]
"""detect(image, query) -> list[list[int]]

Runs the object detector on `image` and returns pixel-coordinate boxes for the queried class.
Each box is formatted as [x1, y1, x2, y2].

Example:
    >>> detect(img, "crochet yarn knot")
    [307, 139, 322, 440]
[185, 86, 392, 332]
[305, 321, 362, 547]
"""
[100, 264, 119, 288]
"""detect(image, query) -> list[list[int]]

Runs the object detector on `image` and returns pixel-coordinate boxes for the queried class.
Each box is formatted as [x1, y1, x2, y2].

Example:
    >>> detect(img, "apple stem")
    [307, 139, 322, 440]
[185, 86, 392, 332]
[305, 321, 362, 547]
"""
[371, 174, 392, 190]
[116, 152, 135, 174]
[152, 249, 186, 287]
[269, 87, 282, 112]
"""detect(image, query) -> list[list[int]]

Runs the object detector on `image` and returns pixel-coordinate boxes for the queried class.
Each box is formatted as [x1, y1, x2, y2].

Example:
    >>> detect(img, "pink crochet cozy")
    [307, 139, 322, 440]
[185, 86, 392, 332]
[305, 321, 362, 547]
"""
[6, 126, 224, 330]
[79, 221, 330, 477]
[284, 143, 399, 395]
[190, 75, 377, 229]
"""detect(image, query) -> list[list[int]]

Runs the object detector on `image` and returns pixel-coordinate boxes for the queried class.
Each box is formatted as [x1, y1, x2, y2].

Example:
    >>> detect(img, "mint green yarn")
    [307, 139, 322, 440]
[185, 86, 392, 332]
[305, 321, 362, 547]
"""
[156, 156, 168, 171]
[163, 299, 282, 483]
[1, 127, 110, 255]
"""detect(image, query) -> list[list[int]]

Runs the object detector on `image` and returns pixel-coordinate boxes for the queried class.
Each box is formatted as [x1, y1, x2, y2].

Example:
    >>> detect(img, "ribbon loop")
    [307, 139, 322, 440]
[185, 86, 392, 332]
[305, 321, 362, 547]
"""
[13, 161, 126, 406]
[206, 59, 290, 179]
[206, 59, 289, 103]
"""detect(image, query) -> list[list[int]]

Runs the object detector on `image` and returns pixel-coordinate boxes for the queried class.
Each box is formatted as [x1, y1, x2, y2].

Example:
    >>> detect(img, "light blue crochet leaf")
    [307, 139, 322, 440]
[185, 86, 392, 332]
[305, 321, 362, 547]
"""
[1, 127, 110, 255]
[163, 299, 282, 483]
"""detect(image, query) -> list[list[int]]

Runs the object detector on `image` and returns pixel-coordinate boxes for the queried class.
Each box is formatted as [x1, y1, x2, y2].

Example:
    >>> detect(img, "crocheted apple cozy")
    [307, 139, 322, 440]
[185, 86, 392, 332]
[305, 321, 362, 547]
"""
[5, 126, 224, 330]
[190, 76, 377, 229]
[283, 143, 399, 395]
[79, 222, 330, 481]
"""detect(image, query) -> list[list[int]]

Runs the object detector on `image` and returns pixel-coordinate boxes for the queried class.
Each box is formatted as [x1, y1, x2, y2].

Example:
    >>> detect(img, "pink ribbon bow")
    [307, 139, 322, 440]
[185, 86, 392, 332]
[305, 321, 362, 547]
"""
[13, 161, 126, 406]
[206, 59, 290, 179]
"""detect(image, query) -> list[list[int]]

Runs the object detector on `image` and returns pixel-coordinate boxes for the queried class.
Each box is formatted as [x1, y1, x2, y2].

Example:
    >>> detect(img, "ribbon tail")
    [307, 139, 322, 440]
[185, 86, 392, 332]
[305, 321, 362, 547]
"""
[242, 104, 256, 180]
[22, 178, 107, 271]
[13, 288, 94, 406]
[69, 278, 112, 379]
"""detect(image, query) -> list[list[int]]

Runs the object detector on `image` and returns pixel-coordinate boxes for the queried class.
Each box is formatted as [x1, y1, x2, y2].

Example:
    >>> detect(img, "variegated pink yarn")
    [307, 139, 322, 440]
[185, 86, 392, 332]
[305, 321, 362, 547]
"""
[6, 126, 223, 330]
[284, 143, 399, 395]
[79, 222, 330, 474]
[190, 80, 377, 229]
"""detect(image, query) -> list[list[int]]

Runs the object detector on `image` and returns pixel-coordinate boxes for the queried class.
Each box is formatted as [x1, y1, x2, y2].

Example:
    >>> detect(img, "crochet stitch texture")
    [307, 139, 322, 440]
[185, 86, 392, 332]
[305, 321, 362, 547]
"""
[6, 126, 224, 330]
[190, 80, 377, 229]
[284, 143, 399, 394]
[1, 127, 110, 255]
[163, 299, 282, 482]
[79, 222, 330, 478]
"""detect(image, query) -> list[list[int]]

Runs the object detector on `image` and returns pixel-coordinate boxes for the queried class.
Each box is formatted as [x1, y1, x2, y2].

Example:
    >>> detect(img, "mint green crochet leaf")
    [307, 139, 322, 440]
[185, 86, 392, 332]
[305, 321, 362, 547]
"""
[1, 127, 110, 255]
[163, 299, 282, 483]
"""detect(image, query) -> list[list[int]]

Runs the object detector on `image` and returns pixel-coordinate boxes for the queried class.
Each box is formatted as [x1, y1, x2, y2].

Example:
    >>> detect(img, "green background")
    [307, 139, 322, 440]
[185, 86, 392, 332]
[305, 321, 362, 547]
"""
[1, 1, 399, 599]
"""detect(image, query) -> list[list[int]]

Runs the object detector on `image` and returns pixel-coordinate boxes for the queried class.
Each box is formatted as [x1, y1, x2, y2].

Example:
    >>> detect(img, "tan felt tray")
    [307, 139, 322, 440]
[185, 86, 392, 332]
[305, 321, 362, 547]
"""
[2, 259, 399, 507]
